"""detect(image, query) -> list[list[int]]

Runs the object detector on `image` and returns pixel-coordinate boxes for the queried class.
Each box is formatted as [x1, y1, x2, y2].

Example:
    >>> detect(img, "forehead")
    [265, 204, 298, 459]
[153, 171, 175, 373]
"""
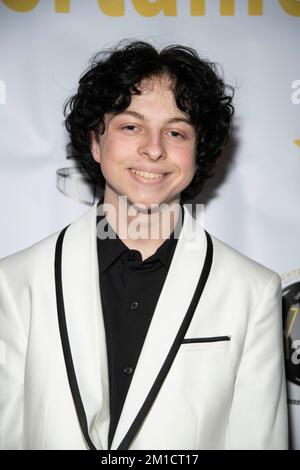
[136, 74, 174, 93]
[117, 75, 189, 123]
[131, 75, 176, 105]
[105, 74, 193, 127]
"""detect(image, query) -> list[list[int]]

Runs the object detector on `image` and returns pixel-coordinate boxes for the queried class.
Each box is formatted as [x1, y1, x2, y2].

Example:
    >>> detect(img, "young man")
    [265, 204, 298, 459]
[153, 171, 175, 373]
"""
[0, 41, 288, 450]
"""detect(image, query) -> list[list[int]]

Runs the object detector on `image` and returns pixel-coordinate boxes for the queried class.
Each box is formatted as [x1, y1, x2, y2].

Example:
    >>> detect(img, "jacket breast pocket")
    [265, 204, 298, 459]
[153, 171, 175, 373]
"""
[180, 335, 231, 352]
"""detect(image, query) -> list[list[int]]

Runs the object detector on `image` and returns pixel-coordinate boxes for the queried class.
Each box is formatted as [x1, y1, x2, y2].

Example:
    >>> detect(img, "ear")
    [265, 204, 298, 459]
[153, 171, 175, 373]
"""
[90, 131, 101, 163]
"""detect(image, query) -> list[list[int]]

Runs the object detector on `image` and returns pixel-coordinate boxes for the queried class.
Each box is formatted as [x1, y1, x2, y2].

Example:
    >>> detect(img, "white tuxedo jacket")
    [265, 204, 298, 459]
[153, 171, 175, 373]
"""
[0, 202, 288, 450]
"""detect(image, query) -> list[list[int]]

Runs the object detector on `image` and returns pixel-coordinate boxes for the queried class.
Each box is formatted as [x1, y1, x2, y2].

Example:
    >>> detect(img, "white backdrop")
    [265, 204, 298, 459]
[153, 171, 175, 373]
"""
[0, 0, 299, 449]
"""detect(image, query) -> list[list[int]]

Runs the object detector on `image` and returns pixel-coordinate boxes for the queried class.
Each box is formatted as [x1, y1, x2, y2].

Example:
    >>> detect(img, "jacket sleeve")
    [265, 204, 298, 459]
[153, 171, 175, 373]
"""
[225, 272, 289, 449]
[0, 265, 27, 450]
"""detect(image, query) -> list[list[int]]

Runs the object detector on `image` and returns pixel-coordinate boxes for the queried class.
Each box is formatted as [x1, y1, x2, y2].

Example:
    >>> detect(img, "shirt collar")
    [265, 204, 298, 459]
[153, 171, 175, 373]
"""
[96, 196, 185, 274]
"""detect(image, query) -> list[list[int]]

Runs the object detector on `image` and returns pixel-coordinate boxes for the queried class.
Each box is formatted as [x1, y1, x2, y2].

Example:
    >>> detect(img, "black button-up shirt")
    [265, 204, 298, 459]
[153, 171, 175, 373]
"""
[96, 199, 184, 449]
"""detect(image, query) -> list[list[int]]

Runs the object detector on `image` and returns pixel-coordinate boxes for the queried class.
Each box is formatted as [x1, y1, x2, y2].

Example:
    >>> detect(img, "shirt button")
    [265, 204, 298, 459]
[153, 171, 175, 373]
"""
[130, 301, 139, 310]
[127, 252, 135, 261]
[123, 367, 133, 375]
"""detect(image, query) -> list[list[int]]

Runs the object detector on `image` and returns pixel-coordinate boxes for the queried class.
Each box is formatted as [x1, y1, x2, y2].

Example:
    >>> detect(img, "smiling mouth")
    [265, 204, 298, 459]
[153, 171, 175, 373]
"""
[129, 168, 168, 179]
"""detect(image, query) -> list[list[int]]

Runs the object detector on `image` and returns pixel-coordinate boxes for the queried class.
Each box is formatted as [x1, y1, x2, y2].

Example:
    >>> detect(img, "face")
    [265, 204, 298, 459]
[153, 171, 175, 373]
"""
[91, 76, 197, 212]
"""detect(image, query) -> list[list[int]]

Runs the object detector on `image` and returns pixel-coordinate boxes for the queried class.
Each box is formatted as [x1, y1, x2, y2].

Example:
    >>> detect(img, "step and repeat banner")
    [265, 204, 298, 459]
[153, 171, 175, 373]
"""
[0, 0, 299, 449]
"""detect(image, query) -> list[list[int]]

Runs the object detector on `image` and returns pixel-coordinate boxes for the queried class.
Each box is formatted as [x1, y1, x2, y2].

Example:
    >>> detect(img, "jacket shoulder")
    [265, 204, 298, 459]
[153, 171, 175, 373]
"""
[209, 232, 281, 286]
[0, 204, 97, 278]
[0, 229, 62, 284]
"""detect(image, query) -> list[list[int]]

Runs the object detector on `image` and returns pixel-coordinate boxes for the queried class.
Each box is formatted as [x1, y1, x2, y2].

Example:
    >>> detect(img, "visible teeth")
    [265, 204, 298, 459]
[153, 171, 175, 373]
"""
[131, 169, 165, 179]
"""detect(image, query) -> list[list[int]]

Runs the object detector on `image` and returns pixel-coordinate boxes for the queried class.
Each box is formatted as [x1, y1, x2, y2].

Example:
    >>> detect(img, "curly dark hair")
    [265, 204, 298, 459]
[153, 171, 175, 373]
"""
[64, 39, 235, 201]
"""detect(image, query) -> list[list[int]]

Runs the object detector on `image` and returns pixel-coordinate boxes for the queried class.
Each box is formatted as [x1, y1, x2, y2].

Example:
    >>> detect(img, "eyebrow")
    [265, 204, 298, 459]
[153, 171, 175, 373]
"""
[112, 110, 192, 126]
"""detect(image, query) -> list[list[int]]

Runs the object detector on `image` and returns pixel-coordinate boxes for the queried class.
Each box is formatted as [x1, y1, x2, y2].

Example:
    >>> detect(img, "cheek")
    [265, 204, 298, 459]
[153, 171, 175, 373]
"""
[177, 150, 196, 177]
[98, 141, 127, 178]
[100, 136, 129, 162]
[98, 144, 117, 170]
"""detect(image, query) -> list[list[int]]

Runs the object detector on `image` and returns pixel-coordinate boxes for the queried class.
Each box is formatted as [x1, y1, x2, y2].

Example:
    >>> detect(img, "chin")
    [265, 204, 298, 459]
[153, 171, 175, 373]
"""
[130, 200, 158, 211]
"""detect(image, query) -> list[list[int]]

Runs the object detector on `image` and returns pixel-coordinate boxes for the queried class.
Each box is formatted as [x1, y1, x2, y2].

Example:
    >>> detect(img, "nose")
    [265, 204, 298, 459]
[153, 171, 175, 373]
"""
[138, 130, 166, 161]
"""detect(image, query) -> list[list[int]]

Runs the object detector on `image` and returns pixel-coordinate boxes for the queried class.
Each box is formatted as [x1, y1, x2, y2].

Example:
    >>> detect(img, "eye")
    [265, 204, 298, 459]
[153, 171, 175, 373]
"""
[122, 124, 138, 132]
[168, 130, 185, 139]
